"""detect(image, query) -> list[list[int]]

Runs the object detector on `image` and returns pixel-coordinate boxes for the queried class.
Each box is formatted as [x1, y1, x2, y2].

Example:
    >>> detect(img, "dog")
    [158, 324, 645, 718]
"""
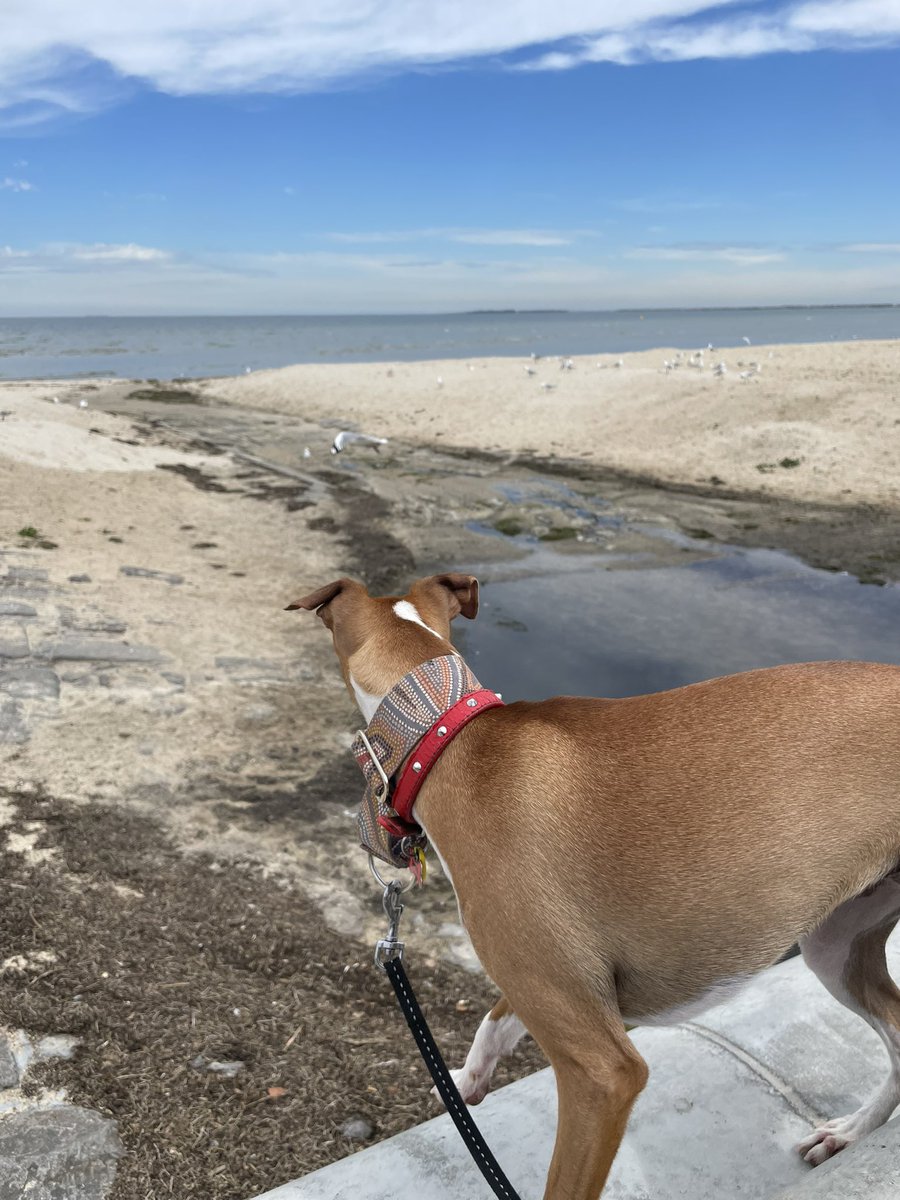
[288, 571, 900, 1200]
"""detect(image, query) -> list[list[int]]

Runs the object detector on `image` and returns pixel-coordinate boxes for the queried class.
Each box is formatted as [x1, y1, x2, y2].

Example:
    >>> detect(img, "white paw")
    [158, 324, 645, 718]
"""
[797, 1114, 868, 1166]
[431, 1066, 490, 1106]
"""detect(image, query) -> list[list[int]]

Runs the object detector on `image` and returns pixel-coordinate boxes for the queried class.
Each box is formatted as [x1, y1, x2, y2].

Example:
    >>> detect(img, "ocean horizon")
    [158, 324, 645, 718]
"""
[1, 305, 898, 382]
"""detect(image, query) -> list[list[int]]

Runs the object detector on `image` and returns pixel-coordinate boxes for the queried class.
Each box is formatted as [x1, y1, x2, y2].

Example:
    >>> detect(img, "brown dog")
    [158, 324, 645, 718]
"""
[289, 572, 900, 1200]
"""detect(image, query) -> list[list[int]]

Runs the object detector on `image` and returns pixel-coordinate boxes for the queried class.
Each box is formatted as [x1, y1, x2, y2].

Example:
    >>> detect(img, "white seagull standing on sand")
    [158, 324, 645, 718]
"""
[331, 431, 389, 455]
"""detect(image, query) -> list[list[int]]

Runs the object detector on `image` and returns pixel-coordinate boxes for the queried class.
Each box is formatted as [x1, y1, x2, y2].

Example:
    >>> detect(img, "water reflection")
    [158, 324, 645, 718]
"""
[455, 542, 900, 701]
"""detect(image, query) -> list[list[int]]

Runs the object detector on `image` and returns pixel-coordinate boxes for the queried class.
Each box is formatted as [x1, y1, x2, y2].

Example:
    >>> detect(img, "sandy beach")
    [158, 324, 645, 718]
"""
[2, 335, 900, 1199]
[204, 337, 900, 509]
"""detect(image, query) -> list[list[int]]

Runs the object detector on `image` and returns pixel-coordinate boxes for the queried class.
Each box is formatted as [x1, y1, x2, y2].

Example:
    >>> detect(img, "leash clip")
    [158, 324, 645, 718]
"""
[374, 878, 406, 969]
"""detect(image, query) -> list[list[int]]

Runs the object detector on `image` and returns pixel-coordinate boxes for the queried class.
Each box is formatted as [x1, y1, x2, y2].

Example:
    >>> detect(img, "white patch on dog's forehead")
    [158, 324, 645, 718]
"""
[393, 600, 443, 640]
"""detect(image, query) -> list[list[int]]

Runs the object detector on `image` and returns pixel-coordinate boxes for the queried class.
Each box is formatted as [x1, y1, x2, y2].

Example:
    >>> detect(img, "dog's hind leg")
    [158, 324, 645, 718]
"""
[435, 996, 528, 1105]
[798, 873, 900, 1165]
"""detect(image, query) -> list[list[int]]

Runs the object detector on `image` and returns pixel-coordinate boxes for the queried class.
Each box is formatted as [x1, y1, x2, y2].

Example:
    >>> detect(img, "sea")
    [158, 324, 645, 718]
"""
[1, 307, 898, 381]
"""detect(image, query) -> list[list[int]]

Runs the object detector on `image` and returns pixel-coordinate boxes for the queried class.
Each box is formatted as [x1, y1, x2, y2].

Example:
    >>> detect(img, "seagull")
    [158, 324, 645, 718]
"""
[742, 336, 752, 345]
[331, 431, 389, 454]
[713, 362, 728, 377]
[303, 447, 312, 458]
[560, 358, 574, 371]
[540, 382, 556, 391]
[78, 399, 89, 408]
[524, 366, 537, 376]
[614, 359, 623, 368]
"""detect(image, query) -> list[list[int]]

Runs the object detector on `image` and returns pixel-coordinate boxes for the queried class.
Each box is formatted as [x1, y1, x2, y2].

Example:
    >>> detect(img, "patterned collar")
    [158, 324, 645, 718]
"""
[352, 655, 503, 879]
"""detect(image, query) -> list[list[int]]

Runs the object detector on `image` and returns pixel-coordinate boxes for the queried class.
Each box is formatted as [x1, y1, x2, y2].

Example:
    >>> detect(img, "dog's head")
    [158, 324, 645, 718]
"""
[286, 573, 479, 719]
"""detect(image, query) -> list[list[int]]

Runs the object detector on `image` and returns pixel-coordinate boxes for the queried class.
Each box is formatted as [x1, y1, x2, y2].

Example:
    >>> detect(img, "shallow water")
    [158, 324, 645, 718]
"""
[455, 535, 900, 701]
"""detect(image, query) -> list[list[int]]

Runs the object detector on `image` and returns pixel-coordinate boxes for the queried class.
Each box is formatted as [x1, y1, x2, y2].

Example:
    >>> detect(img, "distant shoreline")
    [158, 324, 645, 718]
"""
[1, 302, 898, 321]
[2, 308, 898, 382]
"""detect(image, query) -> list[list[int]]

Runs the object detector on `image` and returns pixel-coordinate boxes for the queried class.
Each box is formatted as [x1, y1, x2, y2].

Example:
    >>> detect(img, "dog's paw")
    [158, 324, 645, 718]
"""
[431, 1067, 490, 1107]
[797, 1115, 867, 1166]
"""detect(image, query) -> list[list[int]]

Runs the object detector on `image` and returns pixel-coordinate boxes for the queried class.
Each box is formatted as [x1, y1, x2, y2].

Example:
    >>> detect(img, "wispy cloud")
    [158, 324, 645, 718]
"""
[328, 227, 578, 246]
[840, 242, 900, 254]
[2, 237, 899, 314]
[3, 2, 899, 130]
[626, 244, 786, 265]
[1, 177, 36, 192]
[616, 196, 724, 215]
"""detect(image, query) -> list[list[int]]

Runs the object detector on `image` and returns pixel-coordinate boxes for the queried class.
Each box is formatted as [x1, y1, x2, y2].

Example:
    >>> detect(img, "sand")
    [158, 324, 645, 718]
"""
[201, 337, 900, 510]
[4, 338, 899, 507]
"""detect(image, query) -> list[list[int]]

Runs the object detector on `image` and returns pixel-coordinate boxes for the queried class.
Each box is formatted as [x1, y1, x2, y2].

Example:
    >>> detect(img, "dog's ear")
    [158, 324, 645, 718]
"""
[285, 578, 353, 617]
[429, 573, 479, 621]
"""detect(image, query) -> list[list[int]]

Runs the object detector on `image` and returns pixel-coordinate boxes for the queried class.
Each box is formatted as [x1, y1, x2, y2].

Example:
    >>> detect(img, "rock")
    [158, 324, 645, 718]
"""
[191, 1057, 245, 1078]
[0, 1105, 122, 1200]
[119, 566, 184, 585]
[3, 567, 49, 584]
[0, 1034, 19, 1090]
[0, 602, 37, 618]
[340, 1116, 374, 1141]
[60, 610, 127, 635]
[35, 640, 162, 665]
[0, 668, 61, 700]
[0, 626, 29, 659]
[237, 702, 279, 728]
[0, 699, 28, 744]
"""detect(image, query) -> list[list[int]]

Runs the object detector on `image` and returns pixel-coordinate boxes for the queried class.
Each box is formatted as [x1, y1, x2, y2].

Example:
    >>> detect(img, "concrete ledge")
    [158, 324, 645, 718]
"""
[772, 1115, 900, 1199]
[252, 940, 900, 1200]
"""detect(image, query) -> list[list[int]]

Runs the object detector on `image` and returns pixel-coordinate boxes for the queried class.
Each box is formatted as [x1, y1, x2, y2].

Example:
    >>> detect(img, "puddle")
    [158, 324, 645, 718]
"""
[456, 540, 900, 701]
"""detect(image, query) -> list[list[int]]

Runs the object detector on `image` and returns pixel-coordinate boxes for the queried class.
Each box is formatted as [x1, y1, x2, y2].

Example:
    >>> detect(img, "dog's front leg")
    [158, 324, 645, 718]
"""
[436, 995, 528, 1105]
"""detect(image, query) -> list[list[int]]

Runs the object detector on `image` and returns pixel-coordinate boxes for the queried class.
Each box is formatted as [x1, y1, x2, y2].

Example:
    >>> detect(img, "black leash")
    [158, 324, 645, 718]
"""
[374, 876, 523, 1200]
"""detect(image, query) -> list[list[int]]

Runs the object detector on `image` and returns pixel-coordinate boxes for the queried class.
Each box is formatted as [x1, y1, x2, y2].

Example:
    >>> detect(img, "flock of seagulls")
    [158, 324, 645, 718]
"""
[661, 344, 762, 382]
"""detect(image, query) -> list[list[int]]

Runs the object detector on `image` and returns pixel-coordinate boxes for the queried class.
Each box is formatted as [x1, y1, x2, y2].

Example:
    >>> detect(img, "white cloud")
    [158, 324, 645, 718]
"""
[517, 0, 900, 69]
[1, 177, 35, 192]
[2, 0, 897, 128]
[0, 241, 171, 268]
[627, 245, 786, 265]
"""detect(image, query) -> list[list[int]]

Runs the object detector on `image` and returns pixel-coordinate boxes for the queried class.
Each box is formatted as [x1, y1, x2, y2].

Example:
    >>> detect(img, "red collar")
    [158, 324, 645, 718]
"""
[388, 688, 505, 828]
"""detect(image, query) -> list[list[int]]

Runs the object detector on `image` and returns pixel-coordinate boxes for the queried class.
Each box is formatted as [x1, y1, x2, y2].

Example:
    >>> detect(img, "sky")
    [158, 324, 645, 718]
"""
[1, 0, 899, 315]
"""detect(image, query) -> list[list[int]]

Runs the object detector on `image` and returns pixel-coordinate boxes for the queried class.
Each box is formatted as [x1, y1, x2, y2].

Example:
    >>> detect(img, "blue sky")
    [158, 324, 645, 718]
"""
[2, 0, 899, 315]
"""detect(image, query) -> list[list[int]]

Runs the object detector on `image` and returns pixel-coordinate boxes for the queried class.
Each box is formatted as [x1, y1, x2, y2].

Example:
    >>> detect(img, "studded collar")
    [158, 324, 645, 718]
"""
[352, 655, 504, 878]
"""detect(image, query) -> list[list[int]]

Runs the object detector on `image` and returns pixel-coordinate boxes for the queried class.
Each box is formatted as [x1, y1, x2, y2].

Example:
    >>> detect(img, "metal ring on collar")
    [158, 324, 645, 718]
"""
[368, 853, 416, 893]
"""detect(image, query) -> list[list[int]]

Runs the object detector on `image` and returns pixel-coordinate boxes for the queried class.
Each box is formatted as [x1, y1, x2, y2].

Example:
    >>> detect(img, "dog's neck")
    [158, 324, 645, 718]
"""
[351, 654, 500, 873]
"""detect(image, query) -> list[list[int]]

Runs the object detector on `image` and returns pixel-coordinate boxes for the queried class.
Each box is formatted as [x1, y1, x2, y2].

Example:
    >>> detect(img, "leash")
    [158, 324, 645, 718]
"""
[371, 864, 523, 1200]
